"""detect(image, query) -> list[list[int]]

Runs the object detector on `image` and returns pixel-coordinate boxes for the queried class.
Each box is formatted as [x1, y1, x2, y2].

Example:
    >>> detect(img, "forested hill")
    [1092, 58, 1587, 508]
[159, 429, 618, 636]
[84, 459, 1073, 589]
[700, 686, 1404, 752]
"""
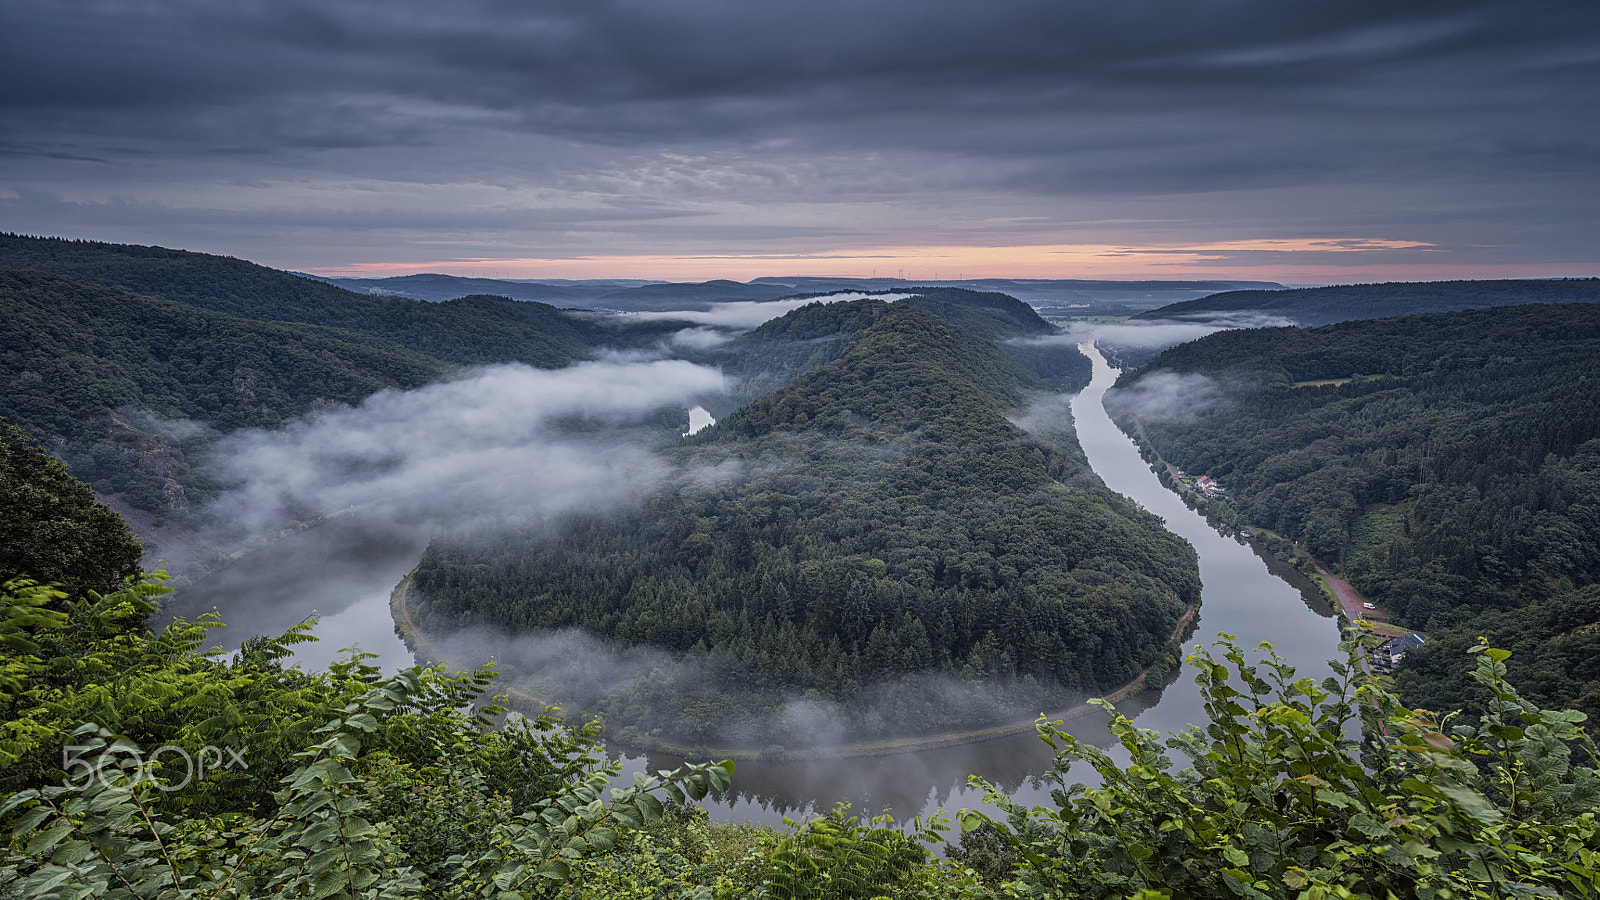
[1134, 278, 1600, 326]
[0, 236, 683, 521]
[0, 269, 448, 518]
[412, 303, 1198, 749]
[694, 298, 896, 411]
[1108, 303, 1600, 718]
[0, 232, 681, 368]
[698, 293, 1085, 414]
[896, 287, 1053, 337]
[716, 301, 1039, 438]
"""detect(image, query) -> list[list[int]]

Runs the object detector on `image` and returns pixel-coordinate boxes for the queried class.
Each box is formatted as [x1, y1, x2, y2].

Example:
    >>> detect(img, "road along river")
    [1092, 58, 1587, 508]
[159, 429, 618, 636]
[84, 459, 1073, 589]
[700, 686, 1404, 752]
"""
[167, 343, 1343, 825]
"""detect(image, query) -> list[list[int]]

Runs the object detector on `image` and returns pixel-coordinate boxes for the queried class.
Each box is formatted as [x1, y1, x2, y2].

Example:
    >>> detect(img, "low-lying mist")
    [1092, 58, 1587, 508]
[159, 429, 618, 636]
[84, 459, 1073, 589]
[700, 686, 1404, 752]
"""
[1102, 370, 1229, 425]
[161, 357, 727, 662]
[158, 298, 1147, 751]
[417, 621, 1078, 754]
[1079, 312, 1294, 349]
[204, 358, 728, 541]
[1024, 311, 1295, 357]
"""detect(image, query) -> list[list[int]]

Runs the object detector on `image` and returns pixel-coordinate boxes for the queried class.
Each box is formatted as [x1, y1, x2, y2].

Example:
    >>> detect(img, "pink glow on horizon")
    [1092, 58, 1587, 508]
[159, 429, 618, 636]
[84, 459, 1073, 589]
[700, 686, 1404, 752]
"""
[297, 240, 1596, 283]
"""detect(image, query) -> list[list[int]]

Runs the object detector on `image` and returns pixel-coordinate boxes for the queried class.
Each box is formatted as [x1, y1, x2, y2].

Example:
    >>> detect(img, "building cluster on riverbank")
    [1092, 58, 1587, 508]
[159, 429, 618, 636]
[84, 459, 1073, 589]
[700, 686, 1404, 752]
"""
[1170, 467, 1227, 497]
[1370, 631, 1426, 673]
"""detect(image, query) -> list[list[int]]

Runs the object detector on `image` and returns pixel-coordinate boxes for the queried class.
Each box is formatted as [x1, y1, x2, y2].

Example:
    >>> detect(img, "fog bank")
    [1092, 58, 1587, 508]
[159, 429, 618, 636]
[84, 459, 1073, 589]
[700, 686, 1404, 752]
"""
[167, 358, 728, 661]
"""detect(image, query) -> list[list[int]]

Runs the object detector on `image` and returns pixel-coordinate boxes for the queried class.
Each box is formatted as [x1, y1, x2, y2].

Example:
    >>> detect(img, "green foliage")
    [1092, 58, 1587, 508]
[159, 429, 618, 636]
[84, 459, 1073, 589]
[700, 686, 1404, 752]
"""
[947, 821, 1020, 886]
[0, 420, 141, 594]
[1115, 303, 1600, 720]
[966, 633, 1600, 899]
[0, 575, 734, 898]
[761, 805, 959, 900]
[414, 305, 1196, 746]
[6, 497, 1599, 898]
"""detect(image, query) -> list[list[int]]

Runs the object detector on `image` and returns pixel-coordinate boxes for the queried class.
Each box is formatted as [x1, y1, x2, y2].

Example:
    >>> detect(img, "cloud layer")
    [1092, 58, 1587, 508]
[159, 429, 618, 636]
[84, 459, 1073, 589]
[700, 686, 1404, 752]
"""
[1103, 371, 1229, 425]
[2, 0, 1596, 278]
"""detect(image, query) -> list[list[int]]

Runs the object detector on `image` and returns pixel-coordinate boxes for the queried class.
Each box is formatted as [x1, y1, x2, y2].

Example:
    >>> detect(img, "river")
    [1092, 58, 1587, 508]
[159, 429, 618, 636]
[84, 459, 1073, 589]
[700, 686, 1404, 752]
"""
[166, 343, 1342, 826]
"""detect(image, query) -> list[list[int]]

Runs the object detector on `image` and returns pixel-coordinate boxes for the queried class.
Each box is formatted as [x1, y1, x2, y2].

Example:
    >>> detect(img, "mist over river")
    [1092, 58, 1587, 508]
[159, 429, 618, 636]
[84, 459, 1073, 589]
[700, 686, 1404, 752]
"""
[165, 344, 1343, 825]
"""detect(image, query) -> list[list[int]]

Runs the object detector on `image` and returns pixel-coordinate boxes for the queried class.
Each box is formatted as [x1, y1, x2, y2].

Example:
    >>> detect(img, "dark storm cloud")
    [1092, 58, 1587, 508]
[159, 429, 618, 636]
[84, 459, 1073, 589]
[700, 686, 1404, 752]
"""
[0, 0, 1595, 268]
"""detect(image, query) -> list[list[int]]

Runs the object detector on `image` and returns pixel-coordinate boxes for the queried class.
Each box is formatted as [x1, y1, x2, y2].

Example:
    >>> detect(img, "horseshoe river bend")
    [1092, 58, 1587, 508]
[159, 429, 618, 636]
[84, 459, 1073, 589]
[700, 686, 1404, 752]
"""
[165, 344, 1346, 826]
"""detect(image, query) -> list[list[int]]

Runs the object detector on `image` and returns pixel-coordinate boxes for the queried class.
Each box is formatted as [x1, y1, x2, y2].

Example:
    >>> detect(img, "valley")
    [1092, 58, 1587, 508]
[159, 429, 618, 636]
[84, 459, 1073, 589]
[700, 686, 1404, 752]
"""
[5, 242, 1596, 894]
[148, 341, 1345, 824]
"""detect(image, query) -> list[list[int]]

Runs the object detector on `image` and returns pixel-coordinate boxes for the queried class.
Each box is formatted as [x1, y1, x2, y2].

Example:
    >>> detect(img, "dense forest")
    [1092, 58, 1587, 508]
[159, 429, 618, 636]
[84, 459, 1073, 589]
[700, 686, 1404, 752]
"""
[1109, 303, 1600, 719]
[1136, 277, 1600, 326]
[0, 419, 143, 597]
[2, 459, 1595, 896]
[0, 270, 450, 518]
[413, 302, 1195, 749]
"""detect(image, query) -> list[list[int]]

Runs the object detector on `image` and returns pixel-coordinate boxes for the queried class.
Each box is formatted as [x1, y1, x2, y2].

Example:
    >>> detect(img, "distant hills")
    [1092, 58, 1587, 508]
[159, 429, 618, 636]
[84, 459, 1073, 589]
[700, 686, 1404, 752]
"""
[313, 270, 1285, 314]
[308, 273, 799, 310]
[302, 272, 654, 306]
[1135, 278, 1600, 326]
[0, 233, 683, 367]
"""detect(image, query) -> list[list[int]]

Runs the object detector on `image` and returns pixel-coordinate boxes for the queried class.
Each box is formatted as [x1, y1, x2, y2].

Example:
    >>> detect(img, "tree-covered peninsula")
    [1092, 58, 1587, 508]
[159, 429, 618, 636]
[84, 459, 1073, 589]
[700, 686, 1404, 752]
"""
[412, 301, 1198, 749]
[1108, 302, 1600, 720]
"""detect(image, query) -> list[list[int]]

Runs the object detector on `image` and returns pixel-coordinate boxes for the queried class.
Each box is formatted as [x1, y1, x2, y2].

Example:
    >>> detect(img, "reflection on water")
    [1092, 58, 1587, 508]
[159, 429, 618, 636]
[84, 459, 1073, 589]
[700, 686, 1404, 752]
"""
[164, 344, 1343, 826]
[159, 516, 426, 673]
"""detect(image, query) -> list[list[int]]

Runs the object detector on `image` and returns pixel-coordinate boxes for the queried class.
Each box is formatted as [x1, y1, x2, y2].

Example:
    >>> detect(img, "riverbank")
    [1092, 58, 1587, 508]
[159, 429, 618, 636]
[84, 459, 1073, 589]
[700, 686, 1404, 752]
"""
[1117, 393, 1418, 658]
[390, 570, 1196, 762]
[1123, 413, 1383, 619]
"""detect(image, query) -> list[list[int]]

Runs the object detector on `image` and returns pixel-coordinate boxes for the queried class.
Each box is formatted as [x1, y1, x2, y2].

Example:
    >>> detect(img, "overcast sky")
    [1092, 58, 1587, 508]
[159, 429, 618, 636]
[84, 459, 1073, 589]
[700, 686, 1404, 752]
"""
[1, 0, 1595, 281]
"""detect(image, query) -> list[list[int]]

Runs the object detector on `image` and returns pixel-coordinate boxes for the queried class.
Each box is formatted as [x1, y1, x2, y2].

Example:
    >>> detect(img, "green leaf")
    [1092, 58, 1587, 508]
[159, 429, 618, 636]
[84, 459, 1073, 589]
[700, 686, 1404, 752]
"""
[9, 805, 52, 835]
[25, 823, 74, 856]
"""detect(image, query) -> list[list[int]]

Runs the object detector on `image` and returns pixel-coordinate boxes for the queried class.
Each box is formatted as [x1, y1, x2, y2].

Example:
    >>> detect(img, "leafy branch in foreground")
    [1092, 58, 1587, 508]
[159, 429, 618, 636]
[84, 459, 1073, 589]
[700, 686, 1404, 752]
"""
[0, 575, 734, 899]
[964, 630, 1600, 899]
[2, 669, 733, 899]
